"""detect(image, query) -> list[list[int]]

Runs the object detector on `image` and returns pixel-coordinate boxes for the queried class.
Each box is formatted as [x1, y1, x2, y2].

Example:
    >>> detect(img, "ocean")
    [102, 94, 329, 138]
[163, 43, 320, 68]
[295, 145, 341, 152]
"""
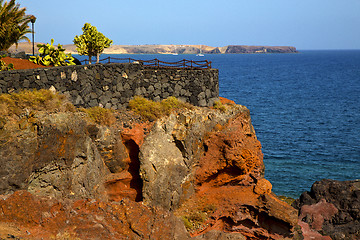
[75, 51, 360, 198]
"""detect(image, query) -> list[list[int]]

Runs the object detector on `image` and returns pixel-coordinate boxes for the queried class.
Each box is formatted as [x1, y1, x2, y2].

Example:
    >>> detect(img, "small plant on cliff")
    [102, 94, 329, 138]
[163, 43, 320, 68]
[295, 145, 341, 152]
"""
[0, 55, 14, 71]
[178, 203, 216, 232]
[213, 100, 226, 112]
[29, 39, 75, 66]
[73, 23, 113, 64]
[81, 106, 116, 126]
[128, 96, 193, 121]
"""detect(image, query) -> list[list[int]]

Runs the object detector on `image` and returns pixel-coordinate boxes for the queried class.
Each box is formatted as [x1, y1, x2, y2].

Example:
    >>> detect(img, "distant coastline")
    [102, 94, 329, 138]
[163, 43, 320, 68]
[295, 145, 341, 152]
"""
[9, 43, 298, 55]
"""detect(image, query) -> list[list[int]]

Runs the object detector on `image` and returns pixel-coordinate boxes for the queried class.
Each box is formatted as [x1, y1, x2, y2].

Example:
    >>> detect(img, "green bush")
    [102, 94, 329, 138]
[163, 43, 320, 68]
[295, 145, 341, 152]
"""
[128, 96, 193, 121]
[29, 39, 75, 66]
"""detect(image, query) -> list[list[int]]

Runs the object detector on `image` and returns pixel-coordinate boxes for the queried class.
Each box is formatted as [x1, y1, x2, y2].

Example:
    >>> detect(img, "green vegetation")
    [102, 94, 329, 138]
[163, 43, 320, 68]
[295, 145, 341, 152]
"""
[278, 195, 296, 205]
[128, 96, 193, 121]
[80, 106, 115, 126]
[29, 39, 75, 66]
[73, 23, 113, 64]
[180, 204, 216, 232]
[0, 89, 72, 116]
[0, 0, 31, 51]
[0, 55, 14, 71]
[213, 100, 226, 112]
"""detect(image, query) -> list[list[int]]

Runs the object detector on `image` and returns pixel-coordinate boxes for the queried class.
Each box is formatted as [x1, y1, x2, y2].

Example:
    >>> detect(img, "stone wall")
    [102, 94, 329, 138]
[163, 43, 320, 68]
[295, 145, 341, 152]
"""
[0, 63, 219, 109]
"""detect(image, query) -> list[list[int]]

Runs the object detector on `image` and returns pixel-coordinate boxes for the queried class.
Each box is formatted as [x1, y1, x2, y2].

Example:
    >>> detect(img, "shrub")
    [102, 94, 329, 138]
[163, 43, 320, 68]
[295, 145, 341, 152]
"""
[29, 39, 75, 66]
[81, 106, 116, 126]
[128, 96, 193, 121]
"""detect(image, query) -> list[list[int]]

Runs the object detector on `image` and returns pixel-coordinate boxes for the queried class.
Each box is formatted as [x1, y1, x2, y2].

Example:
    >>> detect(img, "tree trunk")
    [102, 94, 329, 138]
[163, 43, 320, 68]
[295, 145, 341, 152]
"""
[96, 53, 100, 64]
[88, 55, 92, 65]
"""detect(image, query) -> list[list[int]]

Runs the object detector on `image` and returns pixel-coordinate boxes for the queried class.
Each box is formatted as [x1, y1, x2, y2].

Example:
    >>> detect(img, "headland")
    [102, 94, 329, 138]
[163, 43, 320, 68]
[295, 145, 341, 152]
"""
[9, 42, 298, 55]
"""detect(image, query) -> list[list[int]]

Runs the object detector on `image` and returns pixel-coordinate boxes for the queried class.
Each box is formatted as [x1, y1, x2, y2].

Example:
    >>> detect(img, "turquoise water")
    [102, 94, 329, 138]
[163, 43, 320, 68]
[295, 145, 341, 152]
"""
[75, 51, 360, 198]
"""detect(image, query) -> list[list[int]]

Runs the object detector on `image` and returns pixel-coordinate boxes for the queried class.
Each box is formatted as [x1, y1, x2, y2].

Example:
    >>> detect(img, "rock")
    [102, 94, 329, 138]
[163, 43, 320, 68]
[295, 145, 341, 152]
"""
[254, 178, 272, 195]
[0, 190, 190, 240]
[0, 112, 109, 200]
[293, 179, 360, 240]
[139, 106, 245, 211]
[219, 96, 236, 105]
[192, 230, 246, 240]
[139, 105, 300, 239]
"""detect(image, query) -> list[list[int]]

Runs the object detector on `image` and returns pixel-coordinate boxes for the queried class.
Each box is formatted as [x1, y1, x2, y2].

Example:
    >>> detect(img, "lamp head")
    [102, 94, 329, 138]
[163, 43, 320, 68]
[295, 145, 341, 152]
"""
[30, 15, 36, 24]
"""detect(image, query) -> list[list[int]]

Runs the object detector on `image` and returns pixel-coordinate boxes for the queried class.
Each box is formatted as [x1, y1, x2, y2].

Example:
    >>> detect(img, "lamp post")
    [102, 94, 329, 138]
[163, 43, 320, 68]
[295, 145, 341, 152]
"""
[30, 15, 36, 56]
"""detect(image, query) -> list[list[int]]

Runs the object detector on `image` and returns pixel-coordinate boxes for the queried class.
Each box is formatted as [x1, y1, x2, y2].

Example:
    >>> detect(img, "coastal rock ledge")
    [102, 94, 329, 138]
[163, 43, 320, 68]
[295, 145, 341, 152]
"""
[0, 99, 301, 239]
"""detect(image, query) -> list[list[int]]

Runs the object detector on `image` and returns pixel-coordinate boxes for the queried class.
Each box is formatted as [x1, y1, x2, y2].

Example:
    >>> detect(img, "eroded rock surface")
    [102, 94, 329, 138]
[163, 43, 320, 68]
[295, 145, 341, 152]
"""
[139, 104, 300, 239]
[293, 179, 360, 240]
[0, 101, 302, 239]
[0, 112, 109, 200]
[0, 190, 190, 240]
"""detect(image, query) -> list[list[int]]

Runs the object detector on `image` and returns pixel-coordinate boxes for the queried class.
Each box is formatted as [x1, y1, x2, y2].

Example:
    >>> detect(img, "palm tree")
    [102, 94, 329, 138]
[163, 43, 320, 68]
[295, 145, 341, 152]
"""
[0, 0, 31, 51]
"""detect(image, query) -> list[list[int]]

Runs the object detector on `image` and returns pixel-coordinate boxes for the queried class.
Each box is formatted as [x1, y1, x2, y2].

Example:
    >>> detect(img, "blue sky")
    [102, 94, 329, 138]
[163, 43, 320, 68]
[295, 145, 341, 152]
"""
[16, 0, 360, 50]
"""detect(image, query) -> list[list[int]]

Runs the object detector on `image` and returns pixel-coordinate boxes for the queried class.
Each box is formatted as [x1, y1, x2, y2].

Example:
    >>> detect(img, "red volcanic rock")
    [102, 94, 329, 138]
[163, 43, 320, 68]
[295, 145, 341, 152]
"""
[104, 171, 138, 201]
[299, 199, 338, 231]
[157, 108, 300, 239]
[195, 110, 264, 188]
[254, 178, 272, 195]
[219, 97, 236, 105]
[96, 122, 153, 202]
[0, 190, 189, 239]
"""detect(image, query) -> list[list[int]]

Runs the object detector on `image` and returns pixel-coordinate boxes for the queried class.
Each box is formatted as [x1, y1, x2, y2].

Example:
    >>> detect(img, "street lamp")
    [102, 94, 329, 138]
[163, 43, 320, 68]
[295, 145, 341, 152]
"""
[30, 15, 36, 56]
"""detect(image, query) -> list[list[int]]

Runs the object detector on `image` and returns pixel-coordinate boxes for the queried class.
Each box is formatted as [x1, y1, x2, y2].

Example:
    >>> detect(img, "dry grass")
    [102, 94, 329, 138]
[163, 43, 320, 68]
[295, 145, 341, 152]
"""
[0, 89, 74, 117]
[80, 106, 116, 126]
[128, 96, 193, 121]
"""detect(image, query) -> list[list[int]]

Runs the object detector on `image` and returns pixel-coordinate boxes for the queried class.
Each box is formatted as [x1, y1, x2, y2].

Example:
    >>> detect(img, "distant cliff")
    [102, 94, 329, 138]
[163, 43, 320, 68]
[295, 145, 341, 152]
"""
[9, 43, 298, 55]
[224, 45, 298, 54]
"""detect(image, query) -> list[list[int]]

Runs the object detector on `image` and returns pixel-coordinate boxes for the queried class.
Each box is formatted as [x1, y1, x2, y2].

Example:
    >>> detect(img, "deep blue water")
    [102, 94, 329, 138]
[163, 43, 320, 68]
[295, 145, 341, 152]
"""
[75, 51, 360, 198]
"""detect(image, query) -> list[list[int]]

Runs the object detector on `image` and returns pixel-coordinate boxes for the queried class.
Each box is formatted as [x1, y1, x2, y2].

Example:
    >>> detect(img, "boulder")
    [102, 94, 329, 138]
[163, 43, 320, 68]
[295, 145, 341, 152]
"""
[293, 179, 360, 240]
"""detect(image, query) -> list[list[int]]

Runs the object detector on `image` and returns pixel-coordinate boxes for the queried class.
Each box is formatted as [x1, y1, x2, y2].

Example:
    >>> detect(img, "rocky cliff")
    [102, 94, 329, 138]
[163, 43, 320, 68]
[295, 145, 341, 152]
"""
[0, 93, 301, 239]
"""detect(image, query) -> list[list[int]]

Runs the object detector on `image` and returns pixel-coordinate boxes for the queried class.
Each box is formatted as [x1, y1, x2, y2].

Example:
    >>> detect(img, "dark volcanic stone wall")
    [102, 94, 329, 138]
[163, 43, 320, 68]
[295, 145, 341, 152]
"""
[0, 63, 219, 109]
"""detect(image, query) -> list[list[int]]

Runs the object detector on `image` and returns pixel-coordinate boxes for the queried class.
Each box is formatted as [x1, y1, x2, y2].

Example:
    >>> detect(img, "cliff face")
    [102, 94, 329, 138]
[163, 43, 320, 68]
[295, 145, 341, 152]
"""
[0, 99, 300, 239]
